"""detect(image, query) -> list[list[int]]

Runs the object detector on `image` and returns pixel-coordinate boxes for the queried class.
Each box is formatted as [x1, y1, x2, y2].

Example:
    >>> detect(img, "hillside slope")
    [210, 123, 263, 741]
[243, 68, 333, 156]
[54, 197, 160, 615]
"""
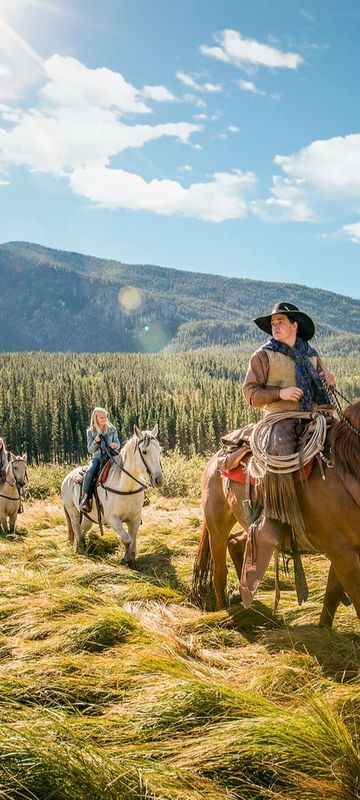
[1, 241, 359, 351]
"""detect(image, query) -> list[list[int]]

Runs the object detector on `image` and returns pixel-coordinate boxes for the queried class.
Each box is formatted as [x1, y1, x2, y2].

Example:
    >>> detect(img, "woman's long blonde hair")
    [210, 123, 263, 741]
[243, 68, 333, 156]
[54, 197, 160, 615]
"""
[89, 407, 111, 434]
[0, 437, 7, 459]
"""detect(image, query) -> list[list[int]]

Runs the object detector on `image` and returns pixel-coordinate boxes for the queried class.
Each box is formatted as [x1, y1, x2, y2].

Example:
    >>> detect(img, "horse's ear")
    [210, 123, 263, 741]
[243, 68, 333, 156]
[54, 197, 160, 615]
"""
[21, 453, 28, 462]
[151, 423, 158, 438]
[8, 451, 13, 462]
[133, 425, 142, 439]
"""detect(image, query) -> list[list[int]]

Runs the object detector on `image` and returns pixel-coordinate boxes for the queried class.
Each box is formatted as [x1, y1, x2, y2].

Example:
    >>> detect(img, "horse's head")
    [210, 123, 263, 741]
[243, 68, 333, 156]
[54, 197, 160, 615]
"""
[331, 399, 360, 478]
[9, 453, 28, 487]
[133, 424, 164, 488]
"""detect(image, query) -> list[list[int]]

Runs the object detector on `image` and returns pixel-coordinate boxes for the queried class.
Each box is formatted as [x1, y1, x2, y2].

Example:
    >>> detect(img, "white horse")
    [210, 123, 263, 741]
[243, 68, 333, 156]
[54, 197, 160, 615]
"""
[61, 425, 164, 563]
[0, 454, 28, 536]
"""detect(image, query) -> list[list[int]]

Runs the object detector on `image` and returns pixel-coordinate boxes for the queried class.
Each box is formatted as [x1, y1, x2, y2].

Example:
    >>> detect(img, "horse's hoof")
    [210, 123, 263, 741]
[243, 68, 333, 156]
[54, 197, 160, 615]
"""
[120, 557, 136, 569]
[229, 589, 242, 606]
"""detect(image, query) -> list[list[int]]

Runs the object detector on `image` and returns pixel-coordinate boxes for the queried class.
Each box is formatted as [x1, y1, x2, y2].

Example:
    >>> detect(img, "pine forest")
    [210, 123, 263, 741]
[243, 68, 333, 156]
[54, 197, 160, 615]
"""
[1, 350, 359, 463]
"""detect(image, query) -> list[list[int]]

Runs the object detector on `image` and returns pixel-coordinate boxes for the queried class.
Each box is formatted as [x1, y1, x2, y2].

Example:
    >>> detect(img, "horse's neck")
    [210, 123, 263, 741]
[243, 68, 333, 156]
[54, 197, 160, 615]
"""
[107, 451, 143, 492]
[5, 464, 17, 495]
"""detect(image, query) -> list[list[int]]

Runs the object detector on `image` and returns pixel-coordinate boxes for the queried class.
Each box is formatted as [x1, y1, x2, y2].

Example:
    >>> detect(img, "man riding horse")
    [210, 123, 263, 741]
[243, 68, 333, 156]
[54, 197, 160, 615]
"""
[240, 301, 336, 604]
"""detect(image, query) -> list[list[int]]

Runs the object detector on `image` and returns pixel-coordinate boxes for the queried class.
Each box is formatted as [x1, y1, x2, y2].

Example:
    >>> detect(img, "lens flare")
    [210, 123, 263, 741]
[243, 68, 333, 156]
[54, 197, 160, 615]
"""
[118, 286, 143, 312]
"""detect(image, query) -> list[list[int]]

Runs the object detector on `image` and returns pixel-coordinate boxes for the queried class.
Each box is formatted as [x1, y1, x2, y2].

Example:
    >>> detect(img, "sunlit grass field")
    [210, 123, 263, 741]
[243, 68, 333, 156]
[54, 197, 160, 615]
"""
[1, 459, 360, 799]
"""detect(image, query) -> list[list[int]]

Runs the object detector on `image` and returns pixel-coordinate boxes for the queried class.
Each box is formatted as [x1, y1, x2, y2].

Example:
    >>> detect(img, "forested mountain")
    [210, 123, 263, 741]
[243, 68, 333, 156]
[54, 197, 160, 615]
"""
[0, 240, 359, 352]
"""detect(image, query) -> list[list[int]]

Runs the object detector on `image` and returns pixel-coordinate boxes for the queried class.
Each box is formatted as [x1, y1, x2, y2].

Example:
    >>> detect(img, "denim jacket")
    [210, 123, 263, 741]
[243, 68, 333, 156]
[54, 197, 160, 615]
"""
[87, 425, 120, 457]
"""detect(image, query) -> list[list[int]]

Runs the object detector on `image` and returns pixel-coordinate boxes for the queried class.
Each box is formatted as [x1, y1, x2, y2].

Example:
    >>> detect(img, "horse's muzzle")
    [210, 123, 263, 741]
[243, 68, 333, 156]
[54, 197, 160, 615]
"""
[152, 474, 164, 488]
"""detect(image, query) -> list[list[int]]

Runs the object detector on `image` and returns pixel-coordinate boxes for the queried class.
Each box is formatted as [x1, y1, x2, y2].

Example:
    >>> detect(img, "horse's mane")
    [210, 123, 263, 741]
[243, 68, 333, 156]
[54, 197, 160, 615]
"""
[121, 435, 137, 459]
[331, 400, 360, 477]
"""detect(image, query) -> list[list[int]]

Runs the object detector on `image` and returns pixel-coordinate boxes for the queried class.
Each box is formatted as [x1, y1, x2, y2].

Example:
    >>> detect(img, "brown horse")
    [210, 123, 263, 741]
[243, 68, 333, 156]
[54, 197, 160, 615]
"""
[193, 401, 360, 628]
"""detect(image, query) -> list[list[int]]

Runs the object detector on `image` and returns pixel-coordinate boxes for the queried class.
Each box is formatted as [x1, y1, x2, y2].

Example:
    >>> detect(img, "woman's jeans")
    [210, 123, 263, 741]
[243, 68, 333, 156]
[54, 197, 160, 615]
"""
[83, 454, 102, 495]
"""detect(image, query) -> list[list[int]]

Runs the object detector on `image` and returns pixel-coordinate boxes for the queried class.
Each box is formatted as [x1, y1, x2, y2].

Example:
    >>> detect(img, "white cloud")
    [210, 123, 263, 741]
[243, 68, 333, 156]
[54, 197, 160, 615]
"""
[41, 55, 151, 115]
[200, 29, 303, 70]
[228, 125, 240, 133]
[342, 222, 360, 243]
[0, 168, 9, 185]
[182, 93, 207, 109]
[237, 79, 265, 96]
[0, 53, 200, 175]
[70, 166, 256, 222]
[0, 47, 259, 224]
[0, 103, 22, 122]
[0, 17, 45, 100]
[141, 84, 175, 102]
[176, 70, 222, 93]
[275, 133, 360, 196]
[252, 175, 315, 222]
[0, 106, 200, 174]
[253, 132, 360, 223]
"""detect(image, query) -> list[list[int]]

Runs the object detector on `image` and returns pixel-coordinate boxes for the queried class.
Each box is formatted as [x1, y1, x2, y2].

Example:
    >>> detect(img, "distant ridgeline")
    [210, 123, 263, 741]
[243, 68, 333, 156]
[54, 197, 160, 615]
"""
[0, 350, 359, 464]
[0, 240, 360, 354]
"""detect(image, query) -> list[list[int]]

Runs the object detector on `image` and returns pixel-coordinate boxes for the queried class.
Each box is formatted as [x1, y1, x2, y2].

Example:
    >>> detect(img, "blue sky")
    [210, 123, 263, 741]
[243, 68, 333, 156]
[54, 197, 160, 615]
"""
[1, 0, 360, 298]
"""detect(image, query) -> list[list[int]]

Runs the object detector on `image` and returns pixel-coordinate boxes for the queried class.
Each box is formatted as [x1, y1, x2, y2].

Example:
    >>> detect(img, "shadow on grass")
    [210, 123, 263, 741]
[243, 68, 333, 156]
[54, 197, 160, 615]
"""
[259, 624, 360, 681]
[135, 544, 185, 591]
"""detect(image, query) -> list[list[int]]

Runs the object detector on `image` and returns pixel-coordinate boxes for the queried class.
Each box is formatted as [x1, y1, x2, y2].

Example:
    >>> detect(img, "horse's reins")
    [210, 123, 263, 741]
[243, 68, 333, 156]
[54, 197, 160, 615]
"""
[327, 386, 360, 438]
[0, 459, 28, 504]
[98, 436, 153, 497]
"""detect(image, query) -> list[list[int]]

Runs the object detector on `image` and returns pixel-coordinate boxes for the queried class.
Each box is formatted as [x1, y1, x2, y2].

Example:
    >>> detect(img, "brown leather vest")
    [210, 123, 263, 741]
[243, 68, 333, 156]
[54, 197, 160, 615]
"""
[264, 350, 318, 414]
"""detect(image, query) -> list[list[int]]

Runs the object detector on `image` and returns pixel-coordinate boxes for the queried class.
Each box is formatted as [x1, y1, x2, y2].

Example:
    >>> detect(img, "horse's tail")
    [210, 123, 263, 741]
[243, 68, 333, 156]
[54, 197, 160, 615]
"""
[191, 519, 214, 608]
[64, 506, 75, 546]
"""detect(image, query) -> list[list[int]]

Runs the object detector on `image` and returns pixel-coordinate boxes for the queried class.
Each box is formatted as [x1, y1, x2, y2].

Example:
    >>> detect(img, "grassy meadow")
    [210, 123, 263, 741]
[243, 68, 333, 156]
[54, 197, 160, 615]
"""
[0, 456, 360, 799]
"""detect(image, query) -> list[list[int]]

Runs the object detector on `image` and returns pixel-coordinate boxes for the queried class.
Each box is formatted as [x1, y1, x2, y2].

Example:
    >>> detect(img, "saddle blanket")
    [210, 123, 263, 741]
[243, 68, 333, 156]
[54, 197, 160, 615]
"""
[221, 457, 314, 484]
[72, 461, 112, 485]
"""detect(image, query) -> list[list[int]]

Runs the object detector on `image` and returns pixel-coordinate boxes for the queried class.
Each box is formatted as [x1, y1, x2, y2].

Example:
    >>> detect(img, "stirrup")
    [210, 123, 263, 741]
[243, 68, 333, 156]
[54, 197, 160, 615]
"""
[80, 494, 92, 512]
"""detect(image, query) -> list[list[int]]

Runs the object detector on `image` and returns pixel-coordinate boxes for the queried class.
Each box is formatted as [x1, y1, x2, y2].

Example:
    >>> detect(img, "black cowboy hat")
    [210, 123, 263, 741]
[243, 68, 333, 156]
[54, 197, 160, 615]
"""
[253, 301, 315, 341]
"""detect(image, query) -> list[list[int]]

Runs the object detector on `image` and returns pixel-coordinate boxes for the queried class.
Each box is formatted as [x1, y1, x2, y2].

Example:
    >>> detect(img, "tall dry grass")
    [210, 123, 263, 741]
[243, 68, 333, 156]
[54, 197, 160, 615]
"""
[0, 476, 360, 799]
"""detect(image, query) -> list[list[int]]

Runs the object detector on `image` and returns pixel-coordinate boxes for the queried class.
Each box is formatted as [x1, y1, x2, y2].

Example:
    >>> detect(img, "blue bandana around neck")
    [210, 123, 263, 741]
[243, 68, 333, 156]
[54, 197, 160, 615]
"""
[262, 336, 330, 411]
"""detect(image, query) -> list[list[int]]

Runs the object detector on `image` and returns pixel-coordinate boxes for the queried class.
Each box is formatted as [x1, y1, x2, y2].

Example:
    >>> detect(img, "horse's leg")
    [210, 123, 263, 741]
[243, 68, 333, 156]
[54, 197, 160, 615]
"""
[8, 509, 17, 535]
[126, 516, 142, 568]
[67, 505, 86, 554]
[228, 530, 248, 604]
[324, 542, 360, 624]
[0, 511, 7, 536]
[205, 508, 236, 609]
[107, 514, 132, 564]
[320, 563, 347, 629]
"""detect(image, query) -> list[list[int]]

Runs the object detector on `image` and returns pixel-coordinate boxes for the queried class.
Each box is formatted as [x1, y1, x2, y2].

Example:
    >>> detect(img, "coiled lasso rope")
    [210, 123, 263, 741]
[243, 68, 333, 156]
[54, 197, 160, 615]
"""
[249, 411, 328, 478]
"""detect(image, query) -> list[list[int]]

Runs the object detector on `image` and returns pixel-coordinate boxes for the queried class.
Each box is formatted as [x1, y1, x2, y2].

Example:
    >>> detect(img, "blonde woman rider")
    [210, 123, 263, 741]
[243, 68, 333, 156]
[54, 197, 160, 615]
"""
[79, 407, 120, 511]
[0, 437, 9, 483]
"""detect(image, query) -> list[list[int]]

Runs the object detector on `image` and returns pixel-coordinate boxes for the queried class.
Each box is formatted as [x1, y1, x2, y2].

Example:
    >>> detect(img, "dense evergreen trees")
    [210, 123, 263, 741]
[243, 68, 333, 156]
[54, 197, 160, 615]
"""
[0, 350, 358, 463]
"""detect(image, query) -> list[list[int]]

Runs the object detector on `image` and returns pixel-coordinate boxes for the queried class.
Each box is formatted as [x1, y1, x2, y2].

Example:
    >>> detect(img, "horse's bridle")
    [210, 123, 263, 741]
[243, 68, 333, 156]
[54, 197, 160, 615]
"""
[327, 385, 360, 439]
[0, 458, 28, 502]
[98, 436, 159, 497]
